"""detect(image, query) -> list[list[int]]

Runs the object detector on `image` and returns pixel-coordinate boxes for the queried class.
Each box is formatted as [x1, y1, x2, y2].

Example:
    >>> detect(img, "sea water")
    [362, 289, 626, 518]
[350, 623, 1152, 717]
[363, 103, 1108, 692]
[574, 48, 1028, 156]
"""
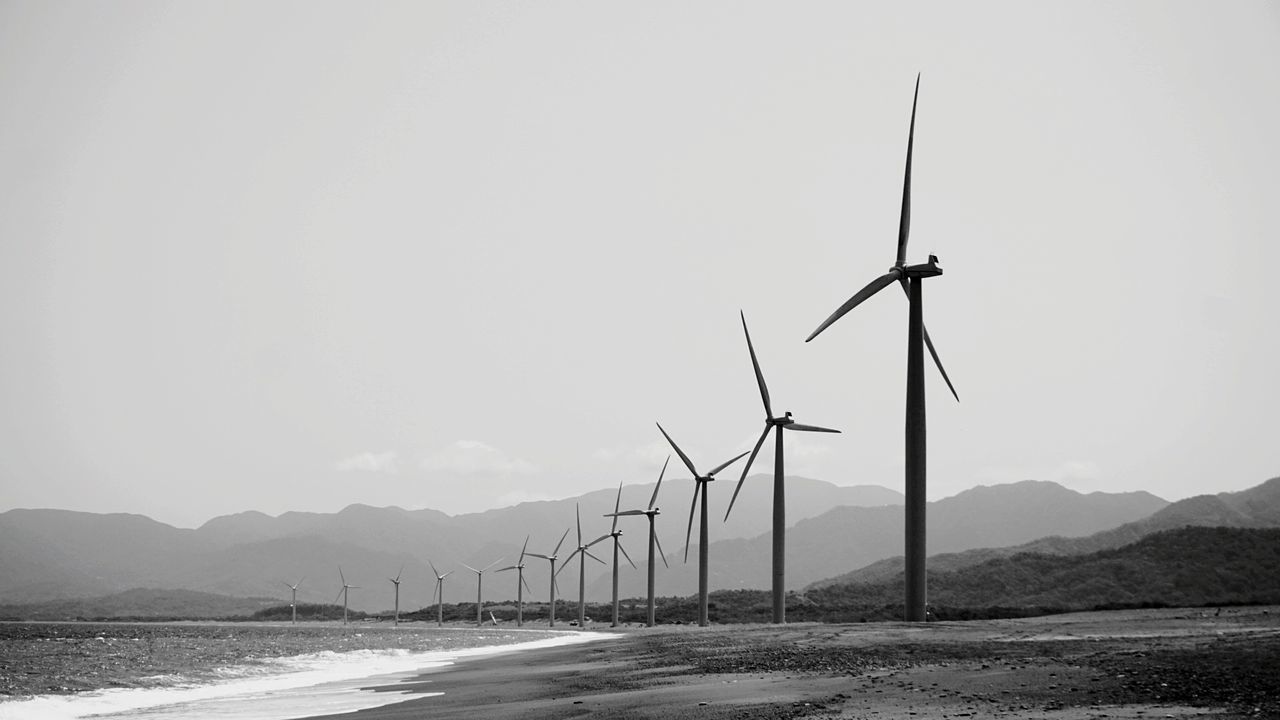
[0, 623, 610, 720]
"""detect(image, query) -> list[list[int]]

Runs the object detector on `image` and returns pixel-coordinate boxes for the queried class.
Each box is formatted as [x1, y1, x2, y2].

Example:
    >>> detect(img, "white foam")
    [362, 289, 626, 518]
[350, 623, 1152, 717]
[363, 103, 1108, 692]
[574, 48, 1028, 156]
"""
[1, 631, 612, 720]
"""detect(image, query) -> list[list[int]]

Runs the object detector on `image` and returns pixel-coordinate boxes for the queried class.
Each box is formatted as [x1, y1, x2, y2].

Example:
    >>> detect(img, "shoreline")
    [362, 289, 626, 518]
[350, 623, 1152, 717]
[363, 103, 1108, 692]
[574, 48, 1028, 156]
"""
[334, 607, 1280, 720]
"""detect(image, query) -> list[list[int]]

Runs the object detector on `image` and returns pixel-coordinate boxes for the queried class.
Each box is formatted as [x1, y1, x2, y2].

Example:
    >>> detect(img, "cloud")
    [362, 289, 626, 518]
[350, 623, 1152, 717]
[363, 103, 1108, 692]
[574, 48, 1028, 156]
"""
[421, 440, 538, 477]
[335, 451, 399, 473]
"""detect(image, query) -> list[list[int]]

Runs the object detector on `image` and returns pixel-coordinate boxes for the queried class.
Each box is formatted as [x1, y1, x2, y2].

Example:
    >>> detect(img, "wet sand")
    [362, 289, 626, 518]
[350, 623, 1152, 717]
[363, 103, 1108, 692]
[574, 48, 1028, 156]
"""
[335, 607, 1280, 720]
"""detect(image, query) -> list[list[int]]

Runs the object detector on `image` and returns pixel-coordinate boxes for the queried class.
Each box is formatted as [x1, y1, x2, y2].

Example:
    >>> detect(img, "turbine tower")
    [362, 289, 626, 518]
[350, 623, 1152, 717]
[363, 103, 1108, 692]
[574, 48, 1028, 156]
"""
[602, 483, 638, 627]
[336, 567, 359, 625]
[282, 577, 303, 624]
[388, 566, 403, 627]
[605, 456, 671, 627]
[726, 311, 840, 624]
[558, 503, 607, 627]
[496, 536, 533, 626]
[806, 74, 958, 622]
[428, 561, 453, 627]
[460, 558, 503, 627]
[526, 528, 571, 627]
[656, 422, 748, 627]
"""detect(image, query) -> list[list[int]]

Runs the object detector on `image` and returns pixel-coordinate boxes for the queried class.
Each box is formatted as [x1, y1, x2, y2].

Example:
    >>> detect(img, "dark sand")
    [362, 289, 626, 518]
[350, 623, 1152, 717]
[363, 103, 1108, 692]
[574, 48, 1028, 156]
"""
[333, 607, 1280, 720]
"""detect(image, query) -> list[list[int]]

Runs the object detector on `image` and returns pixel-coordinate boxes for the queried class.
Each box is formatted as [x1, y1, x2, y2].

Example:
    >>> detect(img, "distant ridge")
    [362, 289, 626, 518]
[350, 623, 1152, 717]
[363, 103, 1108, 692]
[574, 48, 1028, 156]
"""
[808, 476, 1280, 590]
[0, 476, 899, 610]
[0, 588, 276, 621]
[806, 526, 1280, 611]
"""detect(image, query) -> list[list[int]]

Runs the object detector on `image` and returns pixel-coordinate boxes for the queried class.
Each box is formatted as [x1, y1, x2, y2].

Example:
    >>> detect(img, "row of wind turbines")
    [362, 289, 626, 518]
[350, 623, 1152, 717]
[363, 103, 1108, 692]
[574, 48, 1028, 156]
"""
[282, 75, 955, 627]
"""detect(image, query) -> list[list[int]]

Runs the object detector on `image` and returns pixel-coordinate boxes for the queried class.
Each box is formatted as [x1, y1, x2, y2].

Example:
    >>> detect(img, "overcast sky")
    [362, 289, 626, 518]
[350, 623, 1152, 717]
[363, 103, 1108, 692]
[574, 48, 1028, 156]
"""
[2, 2, 1277, 529]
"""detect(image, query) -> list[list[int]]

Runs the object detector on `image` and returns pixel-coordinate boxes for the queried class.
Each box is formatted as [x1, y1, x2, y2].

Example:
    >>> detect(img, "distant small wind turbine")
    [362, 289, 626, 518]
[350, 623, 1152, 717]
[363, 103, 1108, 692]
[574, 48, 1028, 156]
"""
[388, 565, 403, 626]
[805, 74, 958, 622]
[461, 558, 503, 627]
[281, 577, 304, 624]
[526, 528, 571, 627]
[428, 561, 453, 627]
[557, 503, 608, 627]
[601, 482, 638, 627]
[656, 422, 748, 627]
[605, 456, 670, 627]
[727, 310, 840, 624]
[336, 567, 359, 625]
[496, 536, 534, 626]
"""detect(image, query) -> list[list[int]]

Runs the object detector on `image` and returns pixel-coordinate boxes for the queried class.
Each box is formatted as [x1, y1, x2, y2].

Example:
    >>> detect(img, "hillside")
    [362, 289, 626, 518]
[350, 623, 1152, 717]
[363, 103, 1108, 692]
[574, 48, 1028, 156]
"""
[591, 480, 1168, 601]
[0, 588, 277, 621]
[805, 526, 1280, 613]
[810, 476, 1280, 590]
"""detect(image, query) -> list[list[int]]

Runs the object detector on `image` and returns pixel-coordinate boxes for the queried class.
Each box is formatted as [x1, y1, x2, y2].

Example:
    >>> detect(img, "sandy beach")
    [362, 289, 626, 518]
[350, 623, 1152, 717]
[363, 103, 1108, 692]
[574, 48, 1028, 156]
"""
[337, 606, 1280, 720]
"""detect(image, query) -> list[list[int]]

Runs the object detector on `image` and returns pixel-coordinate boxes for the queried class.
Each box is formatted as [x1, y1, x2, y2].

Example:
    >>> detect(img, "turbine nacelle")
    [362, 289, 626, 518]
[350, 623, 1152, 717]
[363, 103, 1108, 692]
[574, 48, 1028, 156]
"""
[902, 254, 943, 278]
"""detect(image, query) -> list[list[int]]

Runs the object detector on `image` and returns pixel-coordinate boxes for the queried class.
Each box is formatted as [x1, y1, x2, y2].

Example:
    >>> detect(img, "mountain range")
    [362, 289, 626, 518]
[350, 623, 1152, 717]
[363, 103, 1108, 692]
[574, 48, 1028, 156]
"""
[3, 476, 1274, 614]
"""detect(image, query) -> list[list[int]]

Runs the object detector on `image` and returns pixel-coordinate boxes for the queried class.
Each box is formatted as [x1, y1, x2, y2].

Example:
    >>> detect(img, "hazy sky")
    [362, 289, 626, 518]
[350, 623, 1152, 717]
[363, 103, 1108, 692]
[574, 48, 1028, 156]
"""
[2, 2, 1278, 529]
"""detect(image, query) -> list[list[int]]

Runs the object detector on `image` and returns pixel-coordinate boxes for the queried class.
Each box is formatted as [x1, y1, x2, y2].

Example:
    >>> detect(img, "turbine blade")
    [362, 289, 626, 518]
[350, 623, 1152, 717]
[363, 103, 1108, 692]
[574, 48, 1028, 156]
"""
[684, 482, 699, 563]
[339, 566, 345, 585]
[618, 541, 637, 569]
[656, 423, 699, 477]
[460, 563, 479, 574]
[726, 426, 771, 521]
[442, 570, 453, 579]
[481, 557, 504, 572]
[584, 550, 606, 565]
[496, 566, 516, 573]
[897, 73, 921, 268]
[654, 531, 670, 569]
[575, 503, 582, 548]
[708, 450, 749, 477]
[648, 455, 669, 510]
[282, 581, 293, 589]
[297, 577, 305, 588]
[606, 510, 646, 517]
[740, 310, 773, 418]
[552, 574, 560, 596]
[786, 422, 841, 433]
[556, 549, 581, 576]
[525, 553, 550, 560]
[429, 561, 440, 577]
[611, 481, 623, 533]
[395, 564, 403, 582]
[805, 271, 899, 342]
[588, 533, 611, 548]
[521, 575, 533, 595]
[520, 535, 529, 564]
[335, 589, 344, 604]
[924, 324, 960, 402]
[431, 582, 439, 606]
[553, 527, 571, 556]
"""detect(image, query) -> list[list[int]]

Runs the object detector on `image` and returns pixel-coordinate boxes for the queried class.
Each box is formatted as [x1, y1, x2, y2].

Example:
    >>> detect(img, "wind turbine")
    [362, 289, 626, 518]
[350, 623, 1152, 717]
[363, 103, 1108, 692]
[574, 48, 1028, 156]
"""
[460, 558, 503, 627]
[282, 577, 304, 624]
[428, 561, 453, 627]
[805, 74, 958, 622]
[600, 483, 638, 627]
[526, 528, 571, 627]
[496, 536, 533, 626]
[336, 567, 359, 625]
[726, 310, 841, 624]
[557, 503, 608, 627]
[656, 423, 748, 627]
[605, 456, 671, 627]
[388, 566, 403, 626]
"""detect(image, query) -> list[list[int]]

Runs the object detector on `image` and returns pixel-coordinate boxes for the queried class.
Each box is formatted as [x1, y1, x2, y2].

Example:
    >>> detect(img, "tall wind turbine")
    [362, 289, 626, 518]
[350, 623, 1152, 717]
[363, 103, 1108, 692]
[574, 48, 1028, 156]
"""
[496, 536, 533, 626]
[727, 311, 841, 624]
[282, 577, 303, 624]
[336, 567, 359, 625]
[428, 561, 453, 627]
[605, 456, 671, 627]
[558, 503, 608, 627]
[656, 423, 748, 627]
[461, 558, 503, 627]
[526, 528, 571, 627]
[387, 566, 403, 626]
[600, 483, 638, 627]
[806, 74, 958, 622]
